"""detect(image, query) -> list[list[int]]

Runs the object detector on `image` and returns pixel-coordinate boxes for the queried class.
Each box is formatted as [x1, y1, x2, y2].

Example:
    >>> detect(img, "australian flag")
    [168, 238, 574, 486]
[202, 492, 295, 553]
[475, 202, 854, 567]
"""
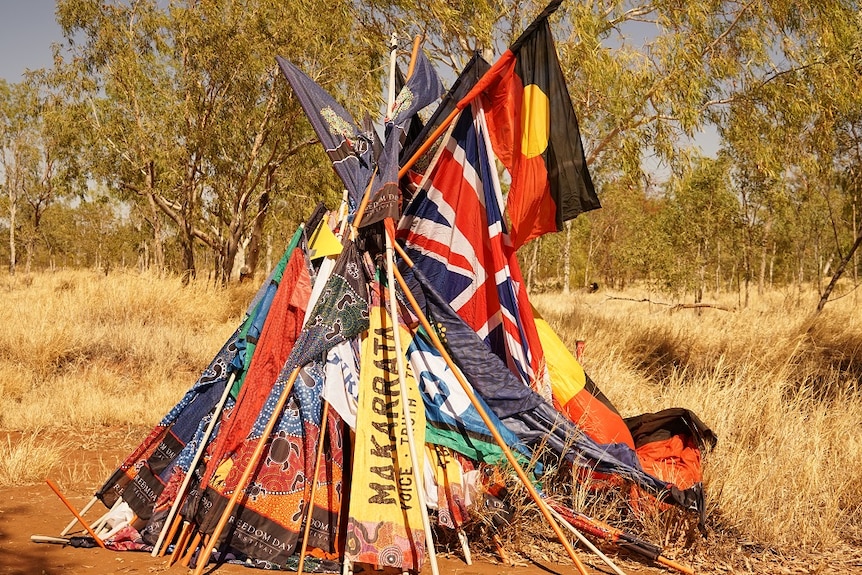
[397, 103, 543, 387]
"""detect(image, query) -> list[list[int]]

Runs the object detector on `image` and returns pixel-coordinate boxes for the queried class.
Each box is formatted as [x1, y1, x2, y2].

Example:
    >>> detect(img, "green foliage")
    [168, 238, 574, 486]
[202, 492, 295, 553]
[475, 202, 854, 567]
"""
[48, 0, 386, 281]
[1, 0, 861, 302]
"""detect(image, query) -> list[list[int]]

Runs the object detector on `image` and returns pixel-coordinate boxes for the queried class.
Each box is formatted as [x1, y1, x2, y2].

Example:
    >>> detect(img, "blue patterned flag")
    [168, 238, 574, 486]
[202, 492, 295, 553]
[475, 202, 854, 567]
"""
[277, 57, 375, 215]
[388, 48, 444, 127]
[360, 48, 444, 228]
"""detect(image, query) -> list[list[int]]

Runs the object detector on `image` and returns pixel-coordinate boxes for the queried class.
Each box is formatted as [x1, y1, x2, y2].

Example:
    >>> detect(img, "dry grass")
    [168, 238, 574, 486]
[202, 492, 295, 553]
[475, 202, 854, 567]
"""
[533, 285, 862, 556]
[0, 432, 70, 486]
[2, 270, 861, 569]
[0, 269, 250, 431]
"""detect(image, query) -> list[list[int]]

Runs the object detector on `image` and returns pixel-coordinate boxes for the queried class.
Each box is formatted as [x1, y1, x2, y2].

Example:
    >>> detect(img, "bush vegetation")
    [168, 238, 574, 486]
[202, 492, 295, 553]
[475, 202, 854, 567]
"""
[1, 270, 860, 570]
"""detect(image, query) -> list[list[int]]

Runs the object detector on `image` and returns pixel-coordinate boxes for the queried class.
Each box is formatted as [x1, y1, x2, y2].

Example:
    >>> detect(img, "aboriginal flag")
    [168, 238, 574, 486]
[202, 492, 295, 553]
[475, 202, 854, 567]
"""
[461, 0, 600, 248]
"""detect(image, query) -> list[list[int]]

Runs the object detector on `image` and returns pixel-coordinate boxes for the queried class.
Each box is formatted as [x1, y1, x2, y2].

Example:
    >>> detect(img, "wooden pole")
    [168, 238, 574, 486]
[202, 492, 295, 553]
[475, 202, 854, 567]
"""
[158, 513, 182, 557]
[398, 107, 460, 178]
[98, 513, 137, 541]
[181, 531, 203, 567]
[492, 534, 512, 566]
[31, 534, 72, 545]
[545, 501, 627, 575]
[191, 366, 303, 575]
[387, 32, 398, 117]
[296, 402, 330, 575]
[406, 35, 422, 79]
[151, 372, 237, 556]
[45, 479, 106, 549]
[457, 529, 472, 565]
[388, 259, 589, 575]
[384, 223, 440, 575]
[86, 497, 122, 536]
[657, 556, 696, 575]
[59, 495, 98, 536]
[169, 521, 193, 566]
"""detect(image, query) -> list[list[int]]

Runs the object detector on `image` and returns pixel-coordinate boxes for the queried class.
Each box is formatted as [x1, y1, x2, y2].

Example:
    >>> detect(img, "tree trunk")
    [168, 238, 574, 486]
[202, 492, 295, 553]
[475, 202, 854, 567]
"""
[714, 241, 721, 298]
[265, 233, 273, 276]
[563, 220, 572, 294]
[180, 225, 196, 285]
[854, 201, 858, 286]
[244, 190, 270, 281]
[769, 241, 776, 288]
[696, 241, 705, 304]
[815, 228, 862, 315]
[222, 223, 241, 285]
[584, 226, 596, 290]
[146, 189, 165, 273]
[7, 194, 16, 275]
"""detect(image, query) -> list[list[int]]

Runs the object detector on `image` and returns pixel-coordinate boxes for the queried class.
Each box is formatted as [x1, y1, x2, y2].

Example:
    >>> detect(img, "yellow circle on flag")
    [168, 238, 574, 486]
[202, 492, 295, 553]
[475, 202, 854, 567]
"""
[521, 84, 550, 158]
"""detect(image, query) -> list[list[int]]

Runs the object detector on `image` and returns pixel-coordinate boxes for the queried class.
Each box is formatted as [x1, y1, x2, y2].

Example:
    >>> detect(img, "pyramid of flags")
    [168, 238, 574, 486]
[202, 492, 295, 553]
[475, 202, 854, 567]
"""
[45, 3, 716, 574]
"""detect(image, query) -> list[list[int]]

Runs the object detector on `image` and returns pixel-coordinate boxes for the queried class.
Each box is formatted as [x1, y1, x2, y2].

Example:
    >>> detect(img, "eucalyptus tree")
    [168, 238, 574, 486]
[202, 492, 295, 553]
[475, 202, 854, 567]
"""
[0, 79, 35, 274]
[715, 4, 862, 308]
[54, 0, 384, 282]
[660, 155, 738, 300]
[359, 0, 861, 295]
[0, 77, 76, 274]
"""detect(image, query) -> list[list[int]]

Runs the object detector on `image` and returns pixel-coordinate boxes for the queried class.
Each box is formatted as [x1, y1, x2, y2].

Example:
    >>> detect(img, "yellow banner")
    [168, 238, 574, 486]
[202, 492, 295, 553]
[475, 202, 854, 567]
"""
[345, 297, 426, 570]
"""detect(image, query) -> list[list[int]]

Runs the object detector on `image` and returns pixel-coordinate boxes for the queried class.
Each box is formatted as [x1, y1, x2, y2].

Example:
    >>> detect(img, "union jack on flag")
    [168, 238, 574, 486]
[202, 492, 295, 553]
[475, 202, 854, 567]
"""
[397, 102, 545, 389]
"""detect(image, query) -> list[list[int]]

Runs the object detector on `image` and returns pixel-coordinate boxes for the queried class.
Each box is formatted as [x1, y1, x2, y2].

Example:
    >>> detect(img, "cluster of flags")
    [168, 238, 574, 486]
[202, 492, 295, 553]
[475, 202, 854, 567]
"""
[84, 2, 715, 573]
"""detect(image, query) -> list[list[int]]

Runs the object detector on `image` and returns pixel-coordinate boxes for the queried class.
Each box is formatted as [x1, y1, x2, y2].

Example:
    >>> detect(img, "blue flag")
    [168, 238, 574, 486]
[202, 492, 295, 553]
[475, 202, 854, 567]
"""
[276, 57, 375, 214]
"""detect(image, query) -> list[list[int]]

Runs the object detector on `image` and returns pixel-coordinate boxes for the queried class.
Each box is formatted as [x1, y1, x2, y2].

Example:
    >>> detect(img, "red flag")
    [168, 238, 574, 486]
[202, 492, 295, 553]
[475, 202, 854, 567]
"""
[460, 3, 600, 248]
[203, 248, 311, 483]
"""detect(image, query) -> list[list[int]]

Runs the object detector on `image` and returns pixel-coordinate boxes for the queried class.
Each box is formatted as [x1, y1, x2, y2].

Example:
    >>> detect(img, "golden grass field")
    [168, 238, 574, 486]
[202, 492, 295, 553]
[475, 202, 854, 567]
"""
[1, 269, 860, 570]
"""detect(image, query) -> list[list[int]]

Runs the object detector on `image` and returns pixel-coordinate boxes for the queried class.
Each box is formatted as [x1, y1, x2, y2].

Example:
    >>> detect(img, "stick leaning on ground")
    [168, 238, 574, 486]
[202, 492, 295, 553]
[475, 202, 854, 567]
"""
[59, 495, 98, 536]
[45, 479, 106, 549]
[388, 234, 589, 575]
[150, 371, 237, 556]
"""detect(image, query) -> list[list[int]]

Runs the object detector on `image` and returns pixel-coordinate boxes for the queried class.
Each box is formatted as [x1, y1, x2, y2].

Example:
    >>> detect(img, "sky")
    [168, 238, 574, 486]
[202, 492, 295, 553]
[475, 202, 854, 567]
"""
[0, 0, 719, 164]
[0, 1, 64, 83]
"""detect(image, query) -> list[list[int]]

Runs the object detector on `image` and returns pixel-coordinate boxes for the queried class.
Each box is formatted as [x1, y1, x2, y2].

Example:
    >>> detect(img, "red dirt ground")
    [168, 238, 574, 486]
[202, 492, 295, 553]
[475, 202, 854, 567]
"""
[0, 481, 654, 575]
[12, 428, 862, 575]
[0, 428, 678, 575]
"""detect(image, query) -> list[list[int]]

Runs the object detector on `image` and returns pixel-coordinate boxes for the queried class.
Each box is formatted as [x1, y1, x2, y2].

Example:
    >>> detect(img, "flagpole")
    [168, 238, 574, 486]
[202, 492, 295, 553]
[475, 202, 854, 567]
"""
[58, 495, 98, 536]
[387, 249, 589, 575]
[191, 366, 303, 575]
[91, 499, 123, 538]
[45, 479, 107, 549]
[296, 402, 330, 575]
[398, 107, 461, 178]
[545, 503, 628, 575]
[151, 371, 237, 556]
[387, 32, 398, 117]
[384, 220, 440, 575]
[406, 35, 422, 79]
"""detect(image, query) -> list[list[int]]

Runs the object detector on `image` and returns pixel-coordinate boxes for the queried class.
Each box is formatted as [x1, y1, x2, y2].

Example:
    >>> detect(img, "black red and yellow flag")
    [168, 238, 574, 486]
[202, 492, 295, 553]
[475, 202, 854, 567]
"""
[461, 0, 600, 248]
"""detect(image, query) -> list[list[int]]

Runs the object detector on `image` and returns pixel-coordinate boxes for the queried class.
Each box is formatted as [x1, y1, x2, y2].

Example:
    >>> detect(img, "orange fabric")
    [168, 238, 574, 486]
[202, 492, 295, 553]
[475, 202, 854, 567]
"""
[535, 312, 635, 448]
[560, 389, 636, 449]
[635, 435, 703, 490]
[203, 249, 311, 484]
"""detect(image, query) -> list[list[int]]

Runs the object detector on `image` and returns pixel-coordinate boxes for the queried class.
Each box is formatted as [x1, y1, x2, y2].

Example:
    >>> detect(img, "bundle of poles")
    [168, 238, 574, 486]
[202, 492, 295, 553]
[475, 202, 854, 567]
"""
[37, 31, 696, 575]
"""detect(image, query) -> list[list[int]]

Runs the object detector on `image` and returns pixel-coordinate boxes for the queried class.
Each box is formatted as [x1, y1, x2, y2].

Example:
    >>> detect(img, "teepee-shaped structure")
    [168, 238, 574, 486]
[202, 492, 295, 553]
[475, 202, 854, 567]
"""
[42, 4, 714, 575]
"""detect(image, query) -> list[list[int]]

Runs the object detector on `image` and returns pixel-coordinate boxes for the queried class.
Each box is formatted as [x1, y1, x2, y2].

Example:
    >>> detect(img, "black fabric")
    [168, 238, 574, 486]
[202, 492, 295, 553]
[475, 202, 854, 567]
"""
[625, 407, 717, 451]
